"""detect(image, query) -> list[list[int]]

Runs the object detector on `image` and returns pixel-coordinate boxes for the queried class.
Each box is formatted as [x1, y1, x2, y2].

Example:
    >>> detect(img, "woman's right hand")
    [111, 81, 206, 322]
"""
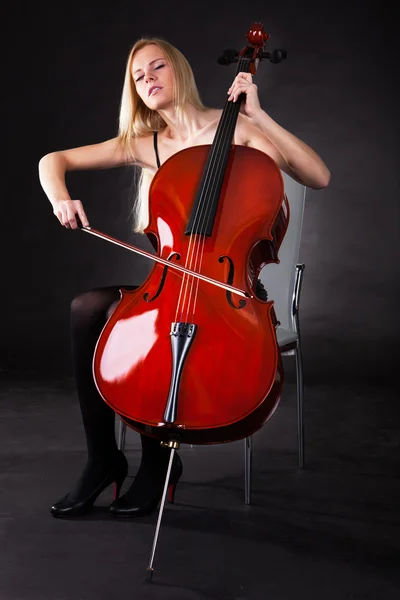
[52, 199, 90, 229]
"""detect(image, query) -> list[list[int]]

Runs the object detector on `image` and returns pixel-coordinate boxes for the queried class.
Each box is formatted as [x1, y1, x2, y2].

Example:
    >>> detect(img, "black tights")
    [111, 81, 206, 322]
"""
[69, 286, 163, 469]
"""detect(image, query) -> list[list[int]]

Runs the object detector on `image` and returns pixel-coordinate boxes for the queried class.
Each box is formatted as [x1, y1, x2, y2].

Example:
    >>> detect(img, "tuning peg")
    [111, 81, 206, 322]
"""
[217, 48, 239, 65]
[263, 49, 287, 63]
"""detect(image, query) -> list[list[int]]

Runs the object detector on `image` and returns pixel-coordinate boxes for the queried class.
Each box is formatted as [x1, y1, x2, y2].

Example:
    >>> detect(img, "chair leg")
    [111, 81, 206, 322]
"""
[295, 342, 304, 468]
[244, 436, 253, 505]
[118, 418, 127, 452]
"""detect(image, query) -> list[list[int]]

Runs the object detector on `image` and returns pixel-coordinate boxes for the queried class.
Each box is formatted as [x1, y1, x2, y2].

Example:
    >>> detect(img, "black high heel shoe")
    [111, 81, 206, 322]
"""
[108, 452, 183, 518]
[50, 450, 128, 518]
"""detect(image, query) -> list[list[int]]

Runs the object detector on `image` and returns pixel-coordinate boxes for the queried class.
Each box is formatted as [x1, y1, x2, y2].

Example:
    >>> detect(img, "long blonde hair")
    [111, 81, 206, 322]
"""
[117, 38, 207, 233]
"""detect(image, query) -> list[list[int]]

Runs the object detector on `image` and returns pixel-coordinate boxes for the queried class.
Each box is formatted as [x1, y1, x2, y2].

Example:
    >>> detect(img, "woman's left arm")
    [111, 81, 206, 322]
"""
[229, 72, 331, 190]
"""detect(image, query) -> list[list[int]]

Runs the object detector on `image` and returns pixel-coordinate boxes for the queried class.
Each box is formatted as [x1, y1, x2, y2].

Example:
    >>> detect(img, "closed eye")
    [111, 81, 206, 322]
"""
[135, 64, 165, 83]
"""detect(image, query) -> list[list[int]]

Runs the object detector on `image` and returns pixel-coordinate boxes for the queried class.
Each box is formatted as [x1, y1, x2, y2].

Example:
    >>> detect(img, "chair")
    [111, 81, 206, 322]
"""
[244, 172, 306, 503]
[118, 172, 307, 505]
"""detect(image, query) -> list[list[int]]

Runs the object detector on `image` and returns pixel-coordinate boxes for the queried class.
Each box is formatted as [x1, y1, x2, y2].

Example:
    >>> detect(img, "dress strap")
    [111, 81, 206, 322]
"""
[153, 131, 161, 169]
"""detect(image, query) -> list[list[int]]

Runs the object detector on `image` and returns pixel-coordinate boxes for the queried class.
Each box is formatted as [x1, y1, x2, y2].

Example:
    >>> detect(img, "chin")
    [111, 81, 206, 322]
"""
[147, 99, 172, 111]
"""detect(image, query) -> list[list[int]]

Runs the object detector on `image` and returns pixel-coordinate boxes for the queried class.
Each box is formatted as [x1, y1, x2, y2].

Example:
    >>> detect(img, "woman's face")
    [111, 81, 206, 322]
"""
[131, 45, 174, 110]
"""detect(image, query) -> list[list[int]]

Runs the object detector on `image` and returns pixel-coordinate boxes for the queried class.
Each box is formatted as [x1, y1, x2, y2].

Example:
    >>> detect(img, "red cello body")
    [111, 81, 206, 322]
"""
[93, 143, 289, 445]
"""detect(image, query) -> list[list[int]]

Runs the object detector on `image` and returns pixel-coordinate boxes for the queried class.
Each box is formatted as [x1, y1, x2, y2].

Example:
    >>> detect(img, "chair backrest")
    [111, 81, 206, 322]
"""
[259, 173, 306, 331]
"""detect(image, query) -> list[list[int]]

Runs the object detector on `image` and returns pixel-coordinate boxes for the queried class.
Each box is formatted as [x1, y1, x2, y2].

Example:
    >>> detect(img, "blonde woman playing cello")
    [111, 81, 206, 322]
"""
[38, 37, 330, 519]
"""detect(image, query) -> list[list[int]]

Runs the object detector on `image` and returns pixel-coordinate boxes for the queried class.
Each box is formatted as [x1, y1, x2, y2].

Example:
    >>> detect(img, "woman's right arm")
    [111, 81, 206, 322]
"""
[38, 137, 135, 229]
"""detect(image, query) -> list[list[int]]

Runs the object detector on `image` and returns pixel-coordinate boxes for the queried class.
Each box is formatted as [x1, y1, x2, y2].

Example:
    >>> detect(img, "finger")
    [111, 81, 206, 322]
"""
[65, 205, 79, 229]
[228, 76, 243, 93]
[235, 72, 252, 86]
[59, 205, 71, 228]
[233, 81, 258, 101]
[53, 207, 64, 226]
[72, 200, 89, 228]
[229, 84, 248, 101]
[228, 75, 248, 93]
[229, 79, 252, 93]
[228, 82, 244, 100]
[76, 208, 90, 228]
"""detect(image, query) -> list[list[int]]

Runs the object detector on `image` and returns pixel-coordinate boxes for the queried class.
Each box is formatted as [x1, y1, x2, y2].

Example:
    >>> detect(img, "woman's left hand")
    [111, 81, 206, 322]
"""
[227, 72, 262, 121]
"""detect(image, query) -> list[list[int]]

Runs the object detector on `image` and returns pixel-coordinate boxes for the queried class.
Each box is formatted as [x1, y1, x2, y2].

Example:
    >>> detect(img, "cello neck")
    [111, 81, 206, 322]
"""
[185, 56, 253, 237]
[214, 55, 253, 150]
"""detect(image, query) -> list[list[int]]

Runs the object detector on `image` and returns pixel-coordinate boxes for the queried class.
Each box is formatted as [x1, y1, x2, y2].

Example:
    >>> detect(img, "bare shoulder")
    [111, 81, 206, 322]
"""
[236, 114, 287, 169]
[130, 134, 159, 171]
[235, 114, 267, 145]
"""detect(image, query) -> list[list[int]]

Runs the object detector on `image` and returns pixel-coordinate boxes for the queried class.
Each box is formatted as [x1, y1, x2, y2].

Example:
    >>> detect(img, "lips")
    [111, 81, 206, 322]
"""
[148, 86, 163, 96]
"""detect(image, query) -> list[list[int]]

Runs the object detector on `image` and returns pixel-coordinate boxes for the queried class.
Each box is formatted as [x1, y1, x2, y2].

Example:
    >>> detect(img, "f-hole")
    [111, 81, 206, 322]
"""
[144, 252, 181, 302]
[219, 255, 246, 309]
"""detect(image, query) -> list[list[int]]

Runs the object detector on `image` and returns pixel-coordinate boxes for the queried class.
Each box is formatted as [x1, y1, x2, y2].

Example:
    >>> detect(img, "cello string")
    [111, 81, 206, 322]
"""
[176, 58, 249, 322]
[180, 58, 248, 321]
[173, 115, 231, 322]
[185, 59, 248, 319]
[178, 95, 239, 321]
[173, 78, 239, 322]
[189, 94, 241, 318]
[175, 96, 236, 321]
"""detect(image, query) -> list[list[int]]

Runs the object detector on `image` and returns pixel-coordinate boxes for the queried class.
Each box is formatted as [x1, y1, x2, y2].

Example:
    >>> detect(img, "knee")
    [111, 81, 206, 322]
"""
[70, 291, 94, 321]
[106, 300, 119, 321]
[70, 290, 106, 331]
[70, 288, 120, 331]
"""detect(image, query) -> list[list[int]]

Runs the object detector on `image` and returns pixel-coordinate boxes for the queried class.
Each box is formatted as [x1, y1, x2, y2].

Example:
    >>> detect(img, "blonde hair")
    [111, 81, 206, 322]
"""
[117, 37, 207, 233]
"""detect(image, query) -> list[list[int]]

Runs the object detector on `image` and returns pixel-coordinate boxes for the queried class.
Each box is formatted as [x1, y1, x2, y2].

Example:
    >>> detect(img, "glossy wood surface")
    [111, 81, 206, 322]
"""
[93, 144, 288, 444]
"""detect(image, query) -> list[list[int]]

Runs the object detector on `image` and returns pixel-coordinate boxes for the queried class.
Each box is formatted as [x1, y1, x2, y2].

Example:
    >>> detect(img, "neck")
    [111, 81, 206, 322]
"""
[157, 103, 207, 142]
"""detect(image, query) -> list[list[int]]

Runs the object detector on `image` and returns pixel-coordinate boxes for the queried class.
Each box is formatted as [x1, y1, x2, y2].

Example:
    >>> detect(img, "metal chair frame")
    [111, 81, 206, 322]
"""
[244, 262, 305, 504]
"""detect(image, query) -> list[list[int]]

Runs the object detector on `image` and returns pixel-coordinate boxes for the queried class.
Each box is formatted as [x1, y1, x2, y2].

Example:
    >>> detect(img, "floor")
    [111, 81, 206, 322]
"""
[0, 364, 399, 600]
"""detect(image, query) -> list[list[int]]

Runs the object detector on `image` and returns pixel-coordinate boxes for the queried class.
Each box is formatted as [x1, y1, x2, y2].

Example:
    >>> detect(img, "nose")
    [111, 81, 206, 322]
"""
[144, 70, 156, 84]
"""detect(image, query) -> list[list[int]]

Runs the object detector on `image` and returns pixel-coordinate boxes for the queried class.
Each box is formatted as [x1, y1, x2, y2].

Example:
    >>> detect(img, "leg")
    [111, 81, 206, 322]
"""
[69, 287, 121, 463]
[51, 286, 130, 517]
[109, 432, 183, 518]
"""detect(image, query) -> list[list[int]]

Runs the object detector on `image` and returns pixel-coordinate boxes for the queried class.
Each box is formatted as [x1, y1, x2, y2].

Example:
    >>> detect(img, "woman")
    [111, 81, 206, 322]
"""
[38, 37, 330, 519]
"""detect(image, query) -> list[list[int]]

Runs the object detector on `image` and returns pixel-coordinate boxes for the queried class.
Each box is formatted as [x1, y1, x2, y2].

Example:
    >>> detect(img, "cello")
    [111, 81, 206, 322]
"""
[80, 21, 289, 579]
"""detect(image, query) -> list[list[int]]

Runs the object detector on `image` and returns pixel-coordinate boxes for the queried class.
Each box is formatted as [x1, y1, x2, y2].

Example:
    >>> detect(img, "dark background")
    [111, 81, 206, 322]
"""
[4, 0, 399, 388]
[2, 3, 400, 598]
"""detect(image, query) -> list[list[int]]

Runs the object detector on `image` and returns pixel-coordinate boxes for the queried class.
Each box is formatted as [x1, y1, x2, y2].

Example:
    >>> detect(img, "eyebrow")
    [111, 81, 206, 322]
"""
[133, 58, 165, 75]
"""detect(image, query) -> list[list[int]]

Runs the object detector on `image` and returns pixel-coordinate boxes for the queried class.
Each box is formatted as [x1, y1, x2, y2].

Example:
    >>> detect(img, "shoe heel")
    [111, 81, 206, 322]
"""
[113, 478, 122, 501]
[113, 461, 128, 500]
[167, 481, 178, 504]
[167, 454, 182, 504]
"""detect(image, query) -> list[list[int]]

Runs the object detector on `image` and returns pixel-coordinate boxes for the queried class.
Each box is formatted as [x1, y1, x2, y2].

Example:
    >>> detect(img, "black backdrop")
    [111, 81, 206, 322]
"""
[4, 0, 399, 388]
